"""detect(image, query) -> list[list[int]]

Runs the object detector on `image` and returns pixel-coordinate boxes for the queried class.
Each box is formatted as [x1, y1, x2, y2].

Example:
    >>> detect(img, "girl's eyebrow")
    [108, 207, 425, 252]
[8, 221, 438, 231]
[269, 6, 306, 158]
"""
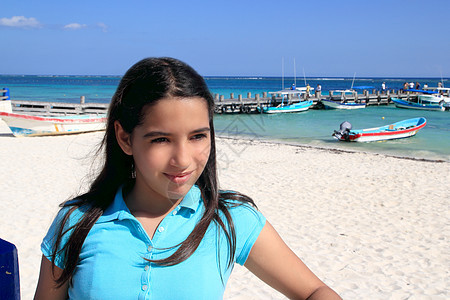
[143, 131, 169, 138]
[191, 127, 211, 134]
[143, 127, 210, 138]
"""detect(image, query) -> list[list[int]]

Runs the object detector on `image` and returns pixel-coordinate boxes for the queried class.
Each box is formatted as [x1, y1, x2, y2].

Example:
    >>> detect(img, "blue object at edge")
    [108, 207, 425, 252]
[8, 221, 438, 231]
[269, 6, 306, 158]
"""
[0, 238, 20, 300]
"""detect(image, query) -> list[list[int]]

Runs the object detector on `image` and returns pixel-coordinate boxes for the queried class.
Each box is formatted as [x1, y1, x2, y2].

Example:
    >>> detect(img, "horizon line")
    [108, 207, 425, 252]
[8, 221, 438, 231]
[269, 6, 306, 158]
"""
[0, 74, 448, 80]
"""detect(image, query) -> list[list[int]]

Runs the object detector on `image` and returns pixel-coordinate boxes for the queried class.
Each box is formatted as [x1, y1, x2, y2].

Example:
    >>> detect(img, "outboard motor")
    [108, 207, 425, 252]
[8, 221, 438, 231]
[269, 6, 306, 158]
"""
[332, 121, 352, 141]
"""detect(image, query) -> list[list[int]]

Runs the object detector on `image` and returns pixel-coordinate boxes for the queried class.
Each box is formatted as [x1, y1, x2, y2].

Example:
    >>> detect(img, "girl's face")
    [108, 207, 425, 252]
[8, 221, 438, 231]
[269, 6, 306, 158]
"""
[116, 97, 211, 205]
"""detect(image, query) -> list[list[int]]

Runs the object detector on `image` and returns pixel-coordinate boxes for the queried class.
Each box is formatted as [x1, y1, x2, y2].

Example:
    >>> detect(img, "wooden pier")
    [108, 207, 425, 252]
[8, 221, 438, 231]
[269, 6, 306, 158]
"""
[9, 100, 109, 116]
[2, 89, 429, 116]
[213, 89, 413, 114]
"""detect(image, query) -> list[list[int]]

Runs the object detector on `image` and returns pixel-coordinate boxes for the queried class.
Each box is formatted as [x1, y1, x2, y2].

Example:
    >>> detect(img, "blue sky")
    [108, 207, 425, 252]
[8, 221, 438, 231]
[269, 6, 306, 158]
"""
[1, 0, 449, 77]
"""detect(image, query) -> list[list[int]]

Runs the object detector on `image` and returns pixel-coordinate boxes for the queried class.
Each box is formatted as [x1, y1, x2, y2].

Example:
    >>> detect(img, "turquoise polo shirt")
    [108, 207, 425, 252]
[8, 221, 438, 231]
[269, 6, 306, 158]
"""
[41, 185, 266, 299]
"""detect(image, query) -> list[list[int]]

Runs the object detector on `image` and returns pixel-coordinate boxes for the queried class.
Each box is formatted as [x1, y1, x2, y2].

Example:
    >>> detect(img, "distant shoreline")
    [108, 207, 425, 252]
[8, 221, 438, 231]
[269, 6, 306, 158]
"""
[0, 74, 449, 79]
[1, 120, 447, 163]
[216, 135, 448, 164]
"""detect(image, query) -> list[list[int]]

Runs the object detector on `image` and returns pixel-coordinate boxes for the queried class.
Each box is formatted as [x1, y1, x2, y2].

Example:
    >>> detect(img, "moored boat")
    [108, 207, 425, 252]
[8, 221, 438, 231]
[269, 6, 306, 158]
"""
[0, 112, 106, 137]
[391, 98, 445, 111]
[258, 90, 313, 113]
[321, 99, 366, 110]
[323, 85, 374, 110]
[332, 117, 426, 142]
[418, 87, 450, 106]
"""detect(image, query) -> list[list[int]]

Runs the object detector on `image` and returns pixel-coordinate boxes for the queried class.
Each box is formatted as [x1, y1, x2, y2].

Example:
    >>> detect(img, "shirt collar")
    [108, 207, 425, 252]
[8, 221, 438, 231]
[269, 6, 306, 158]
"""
[96, 185, 202, 224]
[178, 185, 201, 213]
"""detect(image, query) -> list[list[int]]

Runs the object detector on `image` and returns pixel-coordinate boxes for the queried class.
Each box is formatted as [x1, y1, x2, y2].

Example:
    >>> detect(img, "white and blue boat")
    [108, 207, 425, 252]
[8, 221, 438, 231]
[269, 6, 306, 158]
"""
[391, 97, 445, 111]
[258, 90, 313, 114]
[321, 98, 366, 110]
[418, 87, 450, 106]
[322, 85, 372, 110]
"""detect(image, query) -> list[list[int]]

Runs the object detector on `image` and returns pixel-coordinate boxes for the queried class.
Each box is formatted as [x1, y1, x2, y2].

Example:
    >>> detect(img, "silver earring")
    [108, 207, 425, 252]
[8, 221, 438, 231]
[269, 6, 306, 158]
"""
[131, 162, 136, 179]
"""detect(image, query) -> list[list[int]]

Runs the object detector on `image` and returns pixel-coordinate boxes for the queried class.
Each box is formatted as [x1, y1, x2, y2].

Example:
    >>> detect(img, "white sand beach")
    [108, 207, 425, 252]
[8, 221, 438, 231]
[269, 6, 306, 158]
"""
[0, 122, 448, 299]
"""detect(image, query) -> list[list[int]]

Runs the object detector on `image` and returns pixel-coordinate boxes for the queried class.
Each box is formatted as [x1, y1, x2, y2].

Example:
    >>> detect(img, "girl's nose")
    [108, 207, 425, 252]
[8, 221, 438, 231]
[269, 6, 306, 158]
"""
[169, 143, 191, 168]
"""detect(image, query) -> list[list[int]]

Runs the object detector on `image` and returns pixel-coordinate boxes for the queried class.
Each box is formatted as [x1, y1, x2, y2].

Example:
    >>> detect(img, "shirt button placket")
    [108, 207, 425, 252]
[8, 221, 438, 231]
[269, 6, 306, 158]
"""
[139, 244, 152, 299]
[140, 269, 149, 297]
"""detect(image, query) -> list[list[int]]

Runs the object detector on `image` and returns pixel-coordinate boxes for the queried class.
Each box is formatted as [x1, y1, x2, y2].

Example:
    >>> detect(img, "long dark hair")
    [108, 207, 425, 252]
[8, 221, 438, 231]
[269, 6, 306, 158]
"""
[51, 57, 255, 286]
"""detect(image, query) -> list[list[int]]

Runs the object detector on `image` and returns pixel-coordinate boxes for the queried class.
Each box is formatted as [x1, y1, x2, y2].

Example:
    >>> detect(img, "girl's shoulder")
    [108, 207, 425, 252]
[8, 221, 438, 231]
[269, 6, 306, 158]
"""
[41, 200, 91, 268]
[217, 190, 267, 265]
[52, 199, 89, 228]
[218, 190, 265, 227]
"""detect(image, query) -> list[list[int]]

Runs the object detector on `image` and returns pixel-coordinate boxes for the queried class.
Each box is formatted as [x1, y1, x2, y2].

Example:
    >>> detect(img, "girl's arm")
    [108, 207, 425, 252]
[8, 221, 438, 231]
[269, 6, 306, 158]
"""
[34, 255, 69, 300]
[245, 221, 341, 300]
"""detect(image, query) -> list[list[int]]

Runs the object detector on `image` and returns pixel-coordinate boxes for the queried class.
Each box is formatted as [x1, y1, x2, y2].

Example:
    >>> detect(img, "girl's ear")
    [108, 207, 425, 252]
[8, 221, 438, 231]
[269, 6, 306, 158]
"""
[114, 121, 133, 155]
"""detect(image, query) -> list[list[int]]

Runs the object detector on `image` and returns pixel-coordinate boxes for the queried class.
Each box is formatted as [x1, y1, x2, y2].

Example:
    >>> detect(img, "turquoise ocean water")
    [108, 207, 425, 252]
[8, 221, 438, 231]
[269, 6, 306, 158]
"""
[1, 75, 449, 161]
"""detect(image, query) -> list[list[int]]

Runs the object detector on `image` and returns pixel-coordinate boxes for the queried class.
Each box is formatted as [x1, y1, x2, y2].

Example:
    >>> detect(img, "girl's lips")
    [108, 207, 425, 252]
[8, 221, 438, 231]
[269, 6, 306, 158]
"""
[164, 171, 193, 184]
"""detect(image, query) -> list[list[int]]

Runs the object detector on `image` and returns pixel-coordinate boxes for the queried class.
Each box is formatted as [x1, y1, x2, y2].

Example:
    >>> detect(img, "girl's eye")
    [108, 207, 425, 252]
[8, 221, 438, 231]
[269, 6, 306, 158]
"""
[151, 137, 169, 143]
[191, 134, 207, 140]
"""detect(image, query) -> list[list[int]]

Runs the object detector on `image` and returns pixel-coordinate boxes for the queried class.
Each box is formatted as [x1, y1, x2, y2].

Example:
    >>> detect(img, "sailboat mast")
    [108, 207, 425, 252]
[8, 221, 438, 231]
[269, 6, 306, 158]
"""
[303, 68, 307, 86]
[351, 72, 356, 89]
[294, 58, 297, 87]
[282, 57, 284, 90]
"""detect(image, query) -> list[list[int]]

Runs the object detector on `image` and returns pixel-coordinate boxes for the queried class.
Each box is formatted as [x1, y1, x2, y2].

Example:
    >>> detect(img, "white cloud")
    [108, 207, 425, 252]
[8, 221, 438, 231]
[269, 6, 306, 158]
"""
[97, 22, 108, 32]
[63, 23, 87, 30]
[0, 16, 41, 28]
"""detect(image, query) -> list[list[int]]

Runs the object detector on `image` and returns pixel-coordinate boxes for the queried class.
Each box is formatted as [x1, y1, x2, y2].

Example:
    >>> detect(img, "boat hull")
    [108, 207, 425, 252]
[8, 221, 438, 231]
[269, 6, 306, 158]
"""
[392, 98, 445, 111]
[260, 100, 313, 113]
[0, 112, 106, 137]
[335, 117, 426, 142]
[321, 99, 366, 110]
[349, 129, 420, 142]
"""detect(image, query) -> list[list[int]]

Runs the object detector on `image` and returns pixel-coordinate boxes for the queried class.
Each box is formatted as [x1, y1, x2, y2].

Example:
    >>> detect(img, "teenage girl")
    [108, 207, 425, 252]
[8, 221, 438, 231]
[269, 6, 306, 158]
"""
[35, 57, 341, 300]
